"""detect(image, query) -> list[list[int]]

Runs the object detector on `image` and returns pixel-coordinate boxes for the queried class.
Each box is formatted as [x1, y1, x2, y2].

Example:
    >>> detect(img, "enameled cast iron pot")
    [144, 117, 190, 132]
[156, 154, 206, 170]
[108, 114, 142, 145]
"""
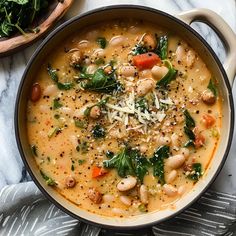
[15, 5, 236, 230]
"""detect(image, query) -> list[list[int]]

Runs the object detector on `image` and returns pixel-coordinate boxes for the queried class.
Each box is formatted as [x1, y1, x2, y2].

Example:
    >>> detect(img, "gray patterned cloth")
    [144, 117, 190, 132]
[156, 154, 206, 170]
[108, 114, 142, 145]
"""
[0, 182, 236, 236]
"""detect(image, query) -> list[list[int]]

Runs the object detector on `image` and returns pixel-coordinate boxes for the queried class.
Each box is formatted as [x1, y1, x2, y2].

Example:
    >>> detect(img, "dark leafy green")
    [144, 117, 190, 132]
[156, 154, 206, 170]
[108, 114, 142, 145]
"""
[155, 35, 168, 60]
[40, 170, 56, 186]
[156, 61, 177, 88]
[81, 68, 121, 94]
[0, 0, 49, 38]
[103, 147, 151, 182]
[183, 110, 196, 147]
[184, 110, 195, 128]
[91, 124, 106, 139]
[103, 147, 135, 178]
[47, 64, 74, 90]
[207, 78, 217, 97]
[188, 163, 202, 181]
[132, 44, 148, 55]
[150, 145, 170, 185]
[53, 98, 62, 110]
[78, 159, 85, 165]
[96, 37, 107, 49]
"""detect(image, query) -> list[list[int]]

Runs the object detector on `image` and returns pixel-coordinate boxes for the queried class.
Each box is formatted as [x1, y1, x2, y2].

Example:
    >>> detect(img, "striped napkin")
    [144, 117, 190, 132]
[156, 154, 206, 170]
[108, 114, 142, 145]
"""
[0, 182, 236, 236]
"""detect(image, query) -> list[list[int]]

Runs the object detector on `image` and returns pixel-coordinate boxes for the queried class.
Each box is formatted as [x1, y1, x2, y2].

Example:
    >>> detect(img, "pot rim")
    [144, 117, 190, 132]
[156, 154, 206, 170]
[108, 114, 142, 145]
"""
[15, 4, 235, 230]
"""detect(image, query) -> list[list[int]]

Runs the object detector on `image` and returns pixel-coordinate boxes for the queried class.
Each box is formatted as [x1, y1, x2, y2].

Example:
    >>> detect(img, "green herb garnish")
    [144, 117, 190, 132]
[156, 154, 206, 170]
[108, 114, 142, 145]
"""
[150, 145, 170, 185]
[40, 170, 56, 186]
[138, 203, 148, 213]
[31, 144, 38, 156]
[78, 159, 85, 165]
[53, 98, 63, 110]
[184, 110, 195, 128]
[48, 127, 61, 138]
[96, 37, 107, 49]
[188, 163, 202, 181]
[74, 119, 87, 129]
[207, 78, 217, 97]
[92, 124, 106, 139]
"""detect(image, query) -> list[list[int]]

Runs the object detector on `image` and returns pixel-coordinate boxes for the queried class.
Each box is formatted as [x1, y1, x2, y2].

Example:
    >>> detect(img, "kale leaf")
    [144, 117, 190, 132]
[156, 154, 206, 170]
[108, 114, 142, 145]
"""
[53, 98, 63, 110]
[183, 109, 196, 147]
[150, 145, 170, 185]
[132, 44, 148, 55]
[188, 163, 202, 181]
[135, 97, 149, 112]
[155, 35, 168, 60]
[103, 147, 135, 178]
[207, 78, 217, 97]
[47, 64, 74, 90]
[81, 68, 121, 94]
[91, 124, 106, 139]
[96, 37, 107, 49]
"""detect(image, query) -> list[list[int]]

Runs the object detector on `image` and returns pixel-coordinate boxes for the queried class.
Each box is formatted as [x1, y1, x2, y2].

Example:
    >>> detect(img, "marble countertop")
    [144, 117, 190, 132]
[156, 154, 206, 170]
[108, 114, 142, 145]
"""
[0, 0, 236, 196]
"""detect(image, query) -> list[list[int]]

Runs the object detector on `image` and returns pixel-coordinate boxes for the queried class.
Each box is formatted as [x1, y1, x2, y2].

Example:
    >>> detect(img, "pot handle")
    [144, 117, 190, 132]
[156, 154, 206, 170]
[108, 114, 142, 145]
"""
[178, 8, 236, 86]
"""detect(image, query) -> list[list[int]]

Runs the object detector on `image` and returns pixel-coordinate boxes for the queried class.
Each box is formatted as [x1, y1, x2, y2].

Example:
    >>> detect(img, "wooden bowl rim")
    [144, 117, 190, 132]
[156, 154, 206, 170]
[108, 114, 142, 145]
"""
[0, 0, 74, 57]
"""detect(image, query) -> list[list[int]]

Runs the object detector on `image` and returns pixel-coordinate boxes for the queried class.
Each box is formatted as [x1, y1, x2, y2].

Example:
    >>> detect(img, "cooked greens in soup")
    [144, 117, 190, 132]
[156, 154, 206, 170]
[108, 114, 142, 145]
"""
[27, 19, 221, 217]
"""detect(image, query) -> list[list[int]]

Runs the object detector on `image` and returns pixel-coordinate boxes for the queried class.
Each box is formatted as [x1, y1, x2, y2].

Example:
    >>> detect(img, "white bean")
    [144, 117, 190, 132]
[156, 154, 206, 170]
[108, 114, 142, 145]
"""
[86, 30, 99, 40]
[171, 133, 179, 146]
[176, 45, 186, 62]
[39, 105, 49, 113]
[151, 66, 168, 80]
[128, 26, 140, 34]
[59, 107, 72, 115]
[186, 50, 196, 67]
[136, 79, 155, 96]
[166, 154, 185, 169]
[86, 64, 97, 74]
[78, 40, 90, 49]
[139, 143, 148, 153]
[109, 35, 126, 47]
[119, 65, 136, 77]
[91, 48, 105, 59]
[89, 106, 101, 119]
[166, 170, 177, 184]
[103, 194, 115, 203]
[69, 135, 78, 148]
[180, 147, 190, 158]
[117, 176, 137, 191]
[159, 136, 171, 145]
[178, 185, 186, 195]
[112, 208, 127, 216]
[139, 69, 152, 79]
[140, 185, 148, 204]
[163, 184, 178, 197]
[43, 84, 57, 96]
[120, 195, 132, 206]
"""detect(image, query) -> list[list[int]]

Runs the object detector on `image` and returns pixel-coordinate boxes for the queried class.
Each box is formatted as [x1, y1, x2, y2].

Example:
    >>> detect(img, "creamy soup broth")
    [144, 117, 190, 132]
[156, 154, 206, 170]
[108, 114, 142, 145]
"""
[27, 19, 221, 217]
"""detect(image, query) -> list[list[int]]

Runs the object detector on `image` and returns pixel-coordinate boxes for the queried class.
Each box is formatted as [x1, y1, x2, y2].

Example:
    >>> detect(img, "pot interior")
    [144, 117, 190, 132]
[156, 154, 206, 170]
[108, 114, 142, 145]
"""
[16, 6, 233, 228]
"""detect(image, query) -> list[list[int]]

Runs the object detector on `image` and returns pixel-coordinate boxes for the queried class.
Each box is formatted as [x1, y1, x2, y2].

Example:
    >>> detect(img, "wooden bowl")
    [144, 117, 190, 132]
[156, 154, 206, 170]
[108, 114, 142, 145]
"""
[0, 0, 74, 57]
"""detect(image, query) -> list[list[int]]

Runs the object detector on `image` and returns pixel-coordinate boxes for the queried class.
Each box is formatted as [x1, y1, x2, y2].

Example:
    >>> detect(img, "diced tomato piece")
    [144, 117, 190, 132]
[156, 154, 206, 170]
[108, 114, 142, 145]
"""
[133, 52, 161, 70]
[92, 166, 107, 178]
[202, 114, 215, 128]
[193, 127, 205, 148]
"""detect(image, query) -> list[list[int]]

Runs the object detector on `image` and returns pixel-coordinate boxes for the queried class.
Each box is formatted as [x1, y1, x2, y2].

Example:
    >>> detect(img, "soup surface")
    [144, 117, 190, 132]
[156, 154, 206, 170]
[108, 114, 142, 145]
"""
[27, 19, 221, 217]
